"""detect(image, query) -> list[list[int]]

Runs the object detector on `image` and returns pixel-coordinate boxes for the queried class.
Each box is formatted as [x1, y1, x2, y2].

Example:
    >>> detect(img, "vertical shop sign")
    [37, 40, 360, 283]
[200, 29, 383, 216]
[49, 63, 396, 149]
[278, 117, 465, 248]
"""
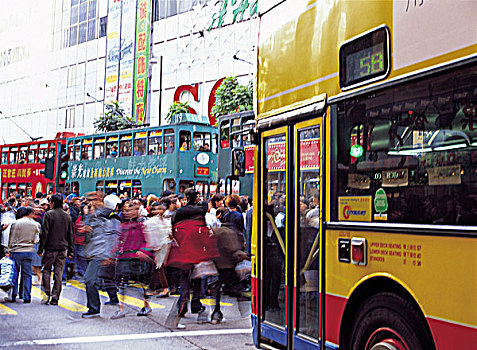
[104, 0, 122, 105]
[117, 0, 137, 119]
[133, 0, 152, 125]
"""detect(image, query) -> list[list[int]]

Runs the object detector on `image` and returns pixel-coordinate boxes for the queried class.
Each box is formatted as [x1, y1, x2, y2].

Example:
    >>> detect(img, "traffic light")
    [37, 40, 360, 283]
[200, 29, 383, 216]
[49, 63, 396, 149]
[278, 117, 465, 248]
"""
[40, 157, 55, 180]
[58, 147, 69, 182]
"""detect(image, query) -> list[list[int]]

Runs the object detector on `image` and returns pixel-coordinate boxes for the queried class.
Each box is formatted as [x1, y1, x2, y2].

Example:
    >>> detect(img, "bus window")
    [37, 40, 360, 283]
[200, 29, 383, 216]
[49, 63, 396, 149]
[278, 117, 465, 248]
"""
[193, 132, 211, 152]
[119, 180, 132, 197]
[1, 147, 9, 165]
[195, 181, 208, 198]
[119, 134, 132, 157]
[48, 143, 56, 159]
[94, 138, 105, 159]
[96, 181, 104, 192]
[164, 129, 175, 154]
[220, 121, 230, 148]
[106, 136, 119, 158]
[163, 179, 176, 192]
[8, 183, 16, 196]
[17, 183, 26, 196]
[82, 139, 93, 160]
[179, 131, 191, 151]
[336, 65, 477, 226]
[148, 130, 162, 155]
[19, 146, 27, 164]
[28, 145, 37, 163]
[134, 133, 147, 156]
[179, 180, 194, 193]
[106, 180, 118, 194]
[9, 147, 18, 164]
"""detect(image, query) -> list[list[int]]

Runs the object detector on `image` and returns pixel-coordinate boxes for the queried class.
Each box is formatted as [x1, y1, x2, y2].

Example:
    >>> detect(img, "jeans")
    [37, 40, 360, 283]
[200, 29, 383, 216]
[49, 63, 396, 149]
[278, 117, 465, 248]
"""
[41, 250, 67, 301]
[11, 252, 33, 301]
[84, 258, 103, 313]
[73, 244, 88, 277]
[177, 268, 202, 316]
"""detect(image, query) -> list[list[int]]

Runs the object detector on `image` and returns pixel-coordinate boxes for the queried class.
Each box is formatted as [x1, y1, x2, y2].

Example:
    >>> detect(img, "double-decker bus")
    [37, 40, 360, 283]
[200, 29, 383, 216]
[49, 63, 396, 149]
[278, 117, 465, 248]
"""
[0, 133, 77, 201]
[250, 1, 477, 349]
[217, 111, 255, 197]
[65, 114, 218, 198]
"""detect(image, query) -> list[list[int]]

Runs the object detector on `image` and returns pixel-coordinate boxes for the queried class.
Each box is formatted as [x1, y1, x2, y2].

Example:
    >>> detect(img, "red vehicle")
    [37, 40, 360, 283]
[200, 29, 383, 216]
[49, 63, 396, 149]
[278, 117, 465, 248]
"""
[0, 132, 79, 201]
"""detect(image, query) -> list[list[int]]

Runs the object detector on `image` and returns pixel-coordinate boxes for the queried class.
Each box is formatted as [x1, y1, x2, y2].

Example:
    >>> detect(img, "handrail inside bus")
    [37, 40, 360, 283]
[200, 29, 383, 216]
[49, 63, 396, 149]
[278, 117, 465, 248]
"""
[265, 212, 286, 255]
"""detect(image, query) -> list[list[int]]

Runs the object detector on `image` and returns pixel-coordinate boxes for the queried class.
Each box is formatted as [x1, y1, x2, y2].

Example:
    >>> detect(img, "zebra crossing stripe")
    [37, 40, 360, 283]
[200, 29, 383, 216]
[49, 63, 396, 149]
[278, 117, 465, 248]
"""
[31, 286, 88, 312]
[0, 303, 17, 315]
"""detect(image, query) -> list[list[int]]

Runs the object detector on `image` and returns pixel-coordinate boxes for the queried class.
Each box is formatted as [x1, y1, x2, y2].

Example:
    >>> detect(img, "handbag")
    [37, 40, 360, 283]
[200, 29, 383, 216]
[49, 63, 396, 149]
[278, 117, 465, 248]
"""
[190, 260, 218, 279]
[235, 259, 251, 281]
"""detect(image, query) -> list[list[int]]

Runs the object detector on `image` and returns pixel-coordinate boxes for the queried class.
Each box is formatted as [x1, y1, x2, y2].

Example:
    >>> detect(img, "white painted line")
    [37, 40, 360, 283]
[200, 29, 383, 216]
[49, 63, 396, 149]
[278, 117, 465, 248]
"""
[6, 329, 253, 346]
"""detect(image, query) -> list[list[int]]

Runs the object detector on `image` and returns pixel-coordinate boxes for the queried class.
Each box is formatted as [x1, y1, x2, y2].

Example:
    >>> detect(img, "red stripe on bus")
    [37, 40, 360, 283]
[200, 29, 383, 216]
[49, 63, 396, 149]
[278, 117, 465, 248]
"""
[427, 317, 477, 349]
[251, 276, 257, 315]
[325, 293, 348, 345]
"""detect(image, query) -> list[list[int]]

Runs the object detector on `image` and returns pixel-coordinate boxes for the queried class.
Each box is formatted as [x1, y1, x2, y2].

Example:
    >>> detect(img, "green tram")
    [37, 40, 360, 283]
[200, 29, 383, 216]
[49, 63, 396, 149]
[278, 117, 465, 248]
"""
[65, 115, 218, 198]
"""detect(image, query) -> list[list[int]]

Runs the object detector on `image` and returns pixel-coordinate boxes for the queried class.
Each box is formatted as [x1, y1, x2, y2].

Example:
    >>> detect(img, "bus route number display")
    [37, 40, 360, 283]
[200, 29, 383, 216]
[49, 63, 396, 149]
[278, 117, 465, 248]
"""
[339, 26, 390, 90]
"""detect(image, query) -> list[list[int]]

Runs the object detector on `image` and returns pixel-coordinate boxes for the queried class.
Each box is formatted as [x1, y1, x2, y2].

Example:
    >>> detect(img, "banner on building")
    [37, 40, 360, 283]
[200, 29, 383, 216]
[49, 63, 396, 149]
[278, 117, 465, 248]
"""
[104, 0, 122, 105]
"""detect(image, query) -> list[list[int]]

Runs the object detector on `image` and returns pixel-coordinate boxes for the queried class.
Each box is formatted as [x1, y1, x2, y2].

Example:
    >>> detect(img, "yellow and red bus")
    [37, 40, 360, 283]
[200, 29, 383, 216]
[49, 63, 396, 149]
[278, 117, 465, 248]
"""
[250, 1, 477, 349]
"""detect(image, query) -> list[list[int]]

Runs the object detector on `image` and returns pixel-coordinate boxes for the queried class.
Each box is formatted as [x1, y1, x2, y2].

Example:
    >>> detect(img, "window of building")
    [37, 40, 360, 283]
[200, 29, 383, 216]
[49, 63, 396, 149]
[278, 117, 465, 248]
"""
[148, 130, 163, 155]
[119, 134, 132, 157]
[179, 130, 191, 151]
[99, 16, 107, 37]
[153, 0, 206, 21]
[193, 132, 211, 151]
[66, 108, 75, 128]
[164, 129, 175, 154]
[336, 64, 477, 226]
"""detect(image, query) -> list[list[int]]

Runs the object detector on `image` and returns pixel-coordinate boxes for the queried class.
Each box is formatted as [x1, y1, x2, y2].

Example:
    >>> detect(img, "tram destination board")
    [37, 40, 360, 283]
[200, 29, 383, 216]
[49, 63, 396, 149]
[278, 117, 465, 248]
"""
[339, 26, 390, 90]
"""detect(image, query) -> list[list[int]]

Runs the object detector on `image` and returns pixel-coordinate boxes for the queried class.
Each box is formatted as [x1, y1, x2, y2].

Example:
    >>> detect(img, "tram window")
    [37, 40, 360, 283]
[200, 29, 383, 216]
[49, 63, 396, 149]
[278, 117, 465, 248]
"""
[82, 139, 93, 160]
[46, 183, 54, 195]
[179, 180, 194, 193]
[220, 121, 230, 148]
[212, 134, 218, 153]
[134, 137, 147, 156]
[48, 144, 56, 159]
[336, 65, 477, 226]
[148, 131, 162, 155]
[164, 129, 175, 154]
[38, 147, 48, 162]
[105, 180, 118, 194]
[163, 179, 176, 192]
[67, 143, 74, 161]
[1, 186, 6, 200]
[94, 138, 105, 159]
[19, 146, 27, 164]
[28, 148, 36, 163]
[17, 183, 26, 196]
[106, 137, 119, 158]
[8, 183, 16, 196]
[1, 147, 8, 165]
[179, 131, 191, 151]
[195, 181, 208, 198]
[74, 141, 81, 160]
[119, 135, 132, 157]
[132, 180, 142, 197]
[9, 147, 18, 164]
[96, 181, 105, 192]
[193, 132, 211, 152]
[26, 183, 32, 197]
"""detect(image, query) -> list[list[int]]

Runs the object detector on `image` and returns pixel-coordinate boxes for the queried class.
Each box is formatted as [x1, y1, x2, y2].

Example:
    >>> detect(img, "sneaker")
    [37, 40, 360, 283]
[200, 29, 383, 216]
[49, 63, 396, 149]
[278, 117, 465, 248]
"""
[49, 298, 59, 305]
[137, 306, 152, 316]
[23, 300, 31, 303]
[104, 300, 119, 305]
[82, 311, 100, 319]
[174, 316, 186, 329]
[111, 310, 127, 319]
[41, 298, 49, 305]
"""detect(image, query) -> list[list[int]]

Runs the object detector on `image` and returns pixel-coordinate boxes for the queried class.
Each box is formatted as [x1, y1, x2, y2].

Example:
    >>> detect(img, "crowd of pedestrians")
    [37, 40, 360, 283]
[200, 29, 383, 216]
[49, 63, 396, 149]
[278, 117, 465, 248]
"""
[0, 189, 252, 328]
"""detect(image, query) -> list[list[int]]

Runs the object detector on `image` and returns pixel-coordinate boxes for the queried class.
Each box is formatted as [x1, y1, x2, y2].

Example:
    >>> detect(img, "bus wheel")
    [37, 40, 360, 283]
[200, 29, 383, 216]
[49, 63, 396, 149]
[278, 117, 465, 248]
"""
[348, 292, 433, 350]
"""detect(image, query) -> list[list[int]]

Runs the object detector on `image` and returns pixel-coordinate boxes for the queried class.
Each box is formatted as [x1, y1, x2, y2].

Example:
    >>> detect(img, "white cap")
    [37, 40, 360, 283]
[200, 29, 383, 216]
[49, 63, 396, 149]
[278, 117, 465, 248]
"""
[104, 194, 122, 210]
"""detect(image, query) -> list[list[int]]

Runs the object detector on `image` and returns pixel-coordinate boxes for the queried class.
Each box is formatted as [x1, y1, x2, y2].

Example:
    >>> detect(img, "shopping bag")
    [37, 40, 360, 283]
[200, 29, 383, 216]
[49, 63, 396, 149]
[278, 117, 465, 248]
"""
[191, 260, 218, 279]
[0, 257, 15, 287]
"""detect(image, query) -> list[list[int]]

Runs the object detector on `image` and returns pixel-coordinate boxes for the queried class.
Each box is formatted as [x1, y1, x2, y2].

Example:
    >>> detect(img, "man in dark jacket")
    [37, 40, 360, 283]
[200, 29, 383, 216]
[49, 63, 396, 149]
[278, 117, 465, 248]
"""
[38, 194, 74, 305]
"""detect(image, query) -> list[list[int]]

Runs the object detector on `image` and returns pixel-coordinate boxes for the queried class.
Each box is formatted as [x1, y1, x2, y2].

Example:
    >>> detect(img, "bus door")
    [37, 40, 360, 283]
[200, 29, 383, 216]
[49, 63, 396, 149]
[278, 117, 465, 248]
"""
[258, 118, 323, 350]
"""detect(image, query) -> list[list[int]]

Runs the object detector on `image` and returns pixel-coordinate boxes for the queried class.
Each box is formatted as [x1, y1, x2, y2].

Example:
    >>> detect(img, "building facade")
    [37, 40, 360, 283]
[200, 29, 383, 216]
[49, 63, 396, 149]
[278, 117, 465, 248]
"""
[0, 0, 257, 143]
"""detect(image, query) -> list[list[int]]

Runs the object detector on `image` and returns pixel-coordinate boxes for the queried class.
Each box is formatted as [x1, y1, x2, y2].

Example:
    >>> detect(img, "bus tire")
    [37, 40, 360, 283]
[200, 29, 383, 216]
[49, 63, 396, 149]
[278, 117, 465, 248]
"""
[347, 292, 434, 350]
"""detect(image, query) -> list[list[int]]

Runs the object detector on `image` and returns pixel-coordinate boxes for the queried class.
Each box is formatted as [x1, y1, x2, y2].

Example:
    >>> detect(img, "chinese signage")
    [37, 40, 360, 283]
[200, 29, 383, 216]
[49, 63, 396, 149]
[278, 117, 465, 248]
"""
[428, 165, 462, 186]
[300, 138, 320, 170]
[196, 166, 210, 176]
[245, 145, 254, 173]
[118, 0, 137, 119]
[133, 0, 152, 125]
[338, 196, 372, 222]
[264, 139, 321, 173]
[267, 142, 286, 172]
[208, 0, 258, 31]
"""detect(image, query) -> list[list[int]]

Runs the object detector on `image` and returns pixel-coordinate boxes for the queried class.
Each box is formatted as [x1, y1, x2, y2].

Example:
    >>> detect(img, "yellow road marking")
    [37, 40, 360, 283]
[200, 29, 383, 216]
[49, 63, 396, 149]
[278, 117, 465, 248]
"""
[68, 280, 165, 309]
[31, 287, 88, 312]
[0, 303, 17, 315]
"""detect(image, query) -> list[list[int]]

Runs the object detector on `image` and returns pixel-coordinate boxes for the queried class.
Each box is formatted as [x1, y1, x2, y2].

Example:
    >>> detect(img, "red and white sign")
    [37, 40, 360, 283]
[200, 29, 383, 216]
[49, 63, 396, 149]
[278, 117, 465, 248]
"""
[245, 145, 254, 174]
[300, 138, 320, 170]
[267, 142, 286, 172]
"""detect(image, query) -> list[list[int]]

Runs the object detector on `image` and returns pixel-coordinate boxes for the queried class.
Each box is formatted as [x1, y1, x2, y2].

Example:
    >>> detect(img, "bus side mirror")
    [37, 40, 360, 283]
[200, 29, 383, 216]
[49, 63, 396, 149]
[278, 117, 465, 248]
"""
[232, 148, 245, 178]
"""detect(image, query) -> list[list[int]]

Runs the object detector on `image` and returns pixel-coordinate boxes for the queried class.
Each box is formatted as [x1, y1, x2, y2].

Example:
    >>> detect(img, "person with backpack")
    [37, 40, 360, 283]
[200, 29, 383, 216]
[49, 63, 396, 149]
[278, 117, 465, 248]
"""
[80, 192, 120, 318]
